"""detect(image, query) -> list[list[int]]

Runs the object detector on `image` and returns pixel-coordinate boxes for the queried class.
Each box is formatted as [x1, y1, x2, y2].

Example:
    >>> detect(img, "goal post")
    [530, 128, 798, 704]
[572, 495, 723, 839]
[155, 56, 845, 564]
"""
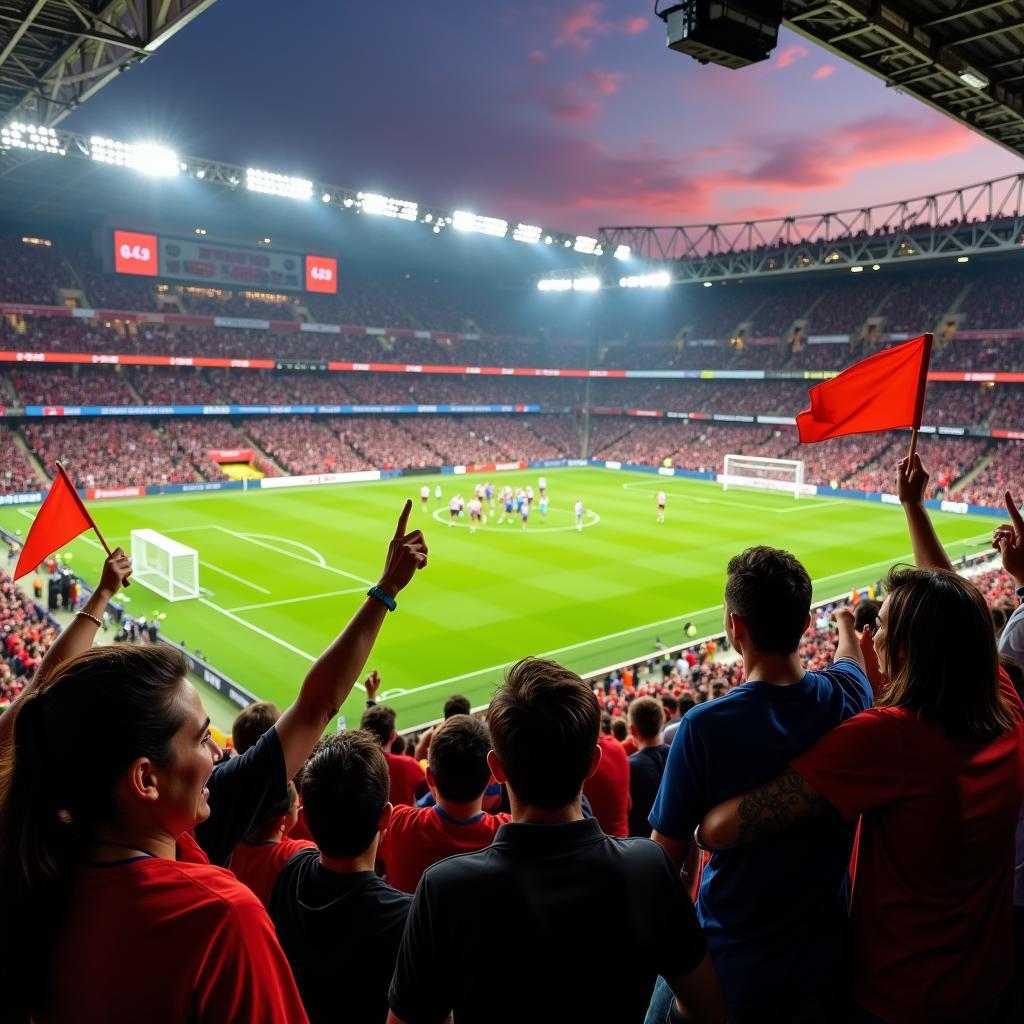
[130, 529, 200, 601]
[721, 454, 806, 500]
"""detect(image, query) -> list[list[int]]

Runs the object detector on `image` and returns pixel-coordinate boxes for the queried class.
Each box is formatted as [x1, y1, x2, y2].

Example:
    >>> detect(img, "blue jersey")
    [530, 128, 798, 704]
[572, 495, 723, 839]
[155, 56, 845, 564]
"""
[649, 659, 871, 1013]
[504, 499, 513, 513]
[485, 484, 493, 499]
[540, 498, 548, 513]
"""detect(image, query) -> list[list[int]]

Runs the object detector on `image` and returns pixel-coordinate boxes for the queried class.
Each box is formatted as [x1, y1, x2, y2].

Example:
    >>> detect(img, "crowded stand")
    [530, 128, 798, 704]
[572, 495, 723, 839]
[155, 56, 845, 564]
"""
[957, 440, 1024, 508]
[0, 237, 74, 306]
[8, 366, 138, 407]
[805, 279, 891, 334]
[0, 426, 42, 494]
[0, 568, 57, 709]
[332, 416, 441, 470]
[242, 416, 371, 475]
[160, 419, 280, 479]
[957, 265, 1024, 329]
[878, 272, 962, 334]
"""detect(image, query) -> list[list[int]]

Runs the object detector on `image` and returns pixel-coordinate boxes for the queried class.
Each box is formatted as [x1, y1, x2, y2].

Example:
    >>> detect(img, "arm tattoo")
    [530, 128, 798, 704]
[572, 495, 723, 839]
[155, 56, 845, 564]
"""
[736, 768, 829, 843]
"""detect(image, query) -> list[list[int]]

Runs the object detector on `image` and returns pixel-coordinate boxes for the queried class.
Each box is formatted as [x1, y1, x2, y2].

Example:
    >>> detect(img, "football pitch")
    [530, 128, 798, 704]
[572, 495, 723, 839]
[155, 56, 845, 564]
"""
[0, 468, 997, 732]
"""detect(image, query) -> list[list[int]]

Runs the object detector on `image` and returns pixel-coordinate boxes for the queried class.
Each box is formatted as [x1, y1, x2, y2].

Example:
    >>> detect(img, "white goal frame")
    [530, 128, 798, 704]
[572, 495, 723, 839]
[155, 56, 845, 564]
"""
[720, 454, 806, 500]
[130, 529, 200, 602]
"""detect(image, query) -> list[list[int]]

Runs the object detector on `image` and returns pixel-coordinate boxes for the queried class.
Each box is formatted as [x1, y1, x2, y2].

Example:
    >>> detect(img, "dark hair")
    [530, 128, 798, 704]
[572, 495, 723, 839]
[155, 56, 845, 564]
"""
[443, 693, 471, 718]
[299, 732, 389, 857]
[878, 568, 1015, 742]
[661, 694, 678, 715]
[250, 779, 299, 841]
[390, 734, 407, 756]
[678, 696, 696, 716]
[854, 599, 881, 633]
[725, 546, 812, 654]
[487, 658, 600, 811]
[610, 717, 629, 742]
[231, 700, 280, 754]
[999, 654, 1024, 703]
[428, 714, 492, 802]
[600, 711, 612, 735]
[629, 696, 665, 740]
[0, 645, 189, 1019]
[360, 703, 397, 747]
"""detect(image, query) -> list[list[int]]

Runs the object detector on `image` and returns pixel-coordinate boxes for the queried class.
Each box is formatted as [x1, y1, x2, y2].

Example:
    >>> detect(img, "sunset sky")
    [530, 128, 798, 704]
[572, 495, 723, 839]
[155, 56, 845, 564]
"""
[66, 1, 1024, 235]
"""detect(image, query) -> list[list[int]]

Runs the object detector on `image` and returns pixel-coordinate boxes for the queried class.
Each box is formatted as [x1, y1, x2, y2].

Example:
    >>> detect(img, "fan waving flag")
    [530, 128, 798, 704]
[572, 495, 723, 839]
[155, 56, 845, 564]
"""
[14, 464, 99, 580]
[796, 334, 933, 444]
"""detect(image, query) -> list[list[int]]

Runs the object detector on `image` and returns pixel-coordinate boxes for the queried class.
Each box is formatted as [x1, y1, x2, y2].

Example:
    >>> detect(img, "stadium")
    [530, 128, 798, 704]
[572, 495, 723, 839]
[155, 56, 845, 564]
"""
[1, 2, 1024, 1023]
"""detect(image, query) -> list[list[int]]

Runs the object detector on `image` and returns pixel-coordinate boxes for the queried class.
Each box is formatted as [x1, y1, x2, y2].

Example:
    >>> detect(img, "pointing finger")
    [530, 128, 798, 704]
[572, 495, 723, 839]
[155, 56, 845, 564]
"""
[394, 499, 412, 539]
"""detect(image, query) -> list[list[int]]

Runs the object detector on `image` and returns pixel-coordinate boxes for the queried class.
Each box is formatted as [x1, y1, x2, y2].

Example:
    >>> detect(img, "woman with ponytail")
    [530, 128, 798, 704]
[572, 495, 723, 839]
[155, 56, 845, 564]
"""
[0, 632, 308, 1022]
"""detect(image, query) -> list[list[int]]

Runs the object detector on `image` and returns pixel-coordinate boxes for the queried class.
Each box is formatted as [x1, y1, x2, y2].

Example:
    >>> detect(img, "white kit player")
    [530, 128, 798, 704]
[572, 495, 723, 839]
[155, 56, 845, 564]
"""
[421, 484, 430, 512]
[435, 484, 443, 504]
[656, 490, 666, 523]
[538, 476, 547, 496]
[525, 485, 534, 503]
[575, 499, 584, 532]
[448, 495, 460, 526]
[475, 482, 485, 502]
[499, 488, 514, 524]
[468, 497, 482, 533]
[521, 497, 530, 530]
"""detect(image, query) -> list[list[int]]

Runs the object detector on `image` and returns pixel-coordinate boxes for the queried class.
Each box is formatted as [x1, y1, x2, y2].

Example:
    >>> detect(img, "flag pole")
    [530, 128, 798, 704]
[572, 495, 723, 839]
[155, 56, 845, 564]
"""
[906, 333, 934, 463]
[54, 462, 129, 584]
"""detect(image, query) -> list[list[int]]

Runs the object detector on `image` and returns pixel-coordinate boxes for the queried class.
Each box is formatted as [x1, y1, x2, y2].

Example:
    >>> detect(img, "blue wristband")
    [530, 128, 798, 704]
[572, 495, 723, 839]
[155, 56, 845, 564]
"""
[367, 586, 397, 612]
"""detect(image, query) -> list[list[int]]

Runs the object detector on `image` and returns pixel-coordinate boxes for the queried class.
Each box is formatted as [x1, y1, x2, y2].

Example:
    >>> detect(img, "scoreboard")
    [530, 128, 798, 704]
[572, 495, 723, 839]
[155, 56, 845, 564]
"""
[111, 229, 337, 295]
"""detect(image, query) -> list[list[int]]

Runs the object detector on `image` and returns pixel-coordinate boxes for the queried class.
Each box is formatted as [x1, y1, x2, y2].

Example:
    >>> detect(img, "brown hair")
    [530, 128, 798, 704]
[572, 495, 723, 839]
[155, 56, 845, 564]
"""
[428, 714, 493, 802]
[628, 696, 665, 740]
[877, 568, 1015, 742]
[487, 658, 599, 811]
[725, 546, 812, 654]
[231, 700, 280, 754]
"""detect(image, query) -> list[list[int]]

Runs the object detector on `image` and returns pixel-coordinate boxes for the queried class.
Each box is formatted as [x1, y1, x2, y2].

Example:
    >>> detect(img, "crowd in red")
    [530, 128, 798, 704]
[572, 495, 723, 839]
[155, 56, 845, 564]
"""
[0, 567, 57, 709]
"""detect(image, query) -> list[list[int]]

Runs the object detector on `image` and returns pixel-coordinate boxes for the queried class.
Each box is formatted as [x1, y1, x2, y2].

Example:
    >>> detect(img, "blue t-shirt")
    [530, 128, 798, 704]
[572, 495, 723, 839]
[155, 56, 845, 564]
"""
[649, 658, 871, 1013]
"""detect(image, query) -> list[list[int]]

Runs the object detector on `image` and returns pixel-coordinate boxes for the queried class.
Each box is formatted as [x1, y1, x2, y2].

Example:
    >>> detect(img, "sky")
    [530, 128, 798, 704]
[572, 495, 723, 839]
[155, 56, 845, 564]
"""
[64, 0, 1023, 236]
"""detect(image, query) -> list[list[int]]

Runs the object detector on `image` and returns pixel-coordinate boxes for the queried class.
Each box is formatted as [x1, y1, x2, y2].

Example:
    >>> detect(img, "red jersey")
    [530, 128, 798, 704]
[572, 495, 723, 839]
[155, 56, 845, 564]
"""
[583, 734, 631, 837]
[386, 753, 427, 806]
[792, 670, 1024, 1023]
[229, 837, 317, 907]
[620, 736, 639, 757]
[43, 855, 308, 1024]
[379, 804, 512, 893]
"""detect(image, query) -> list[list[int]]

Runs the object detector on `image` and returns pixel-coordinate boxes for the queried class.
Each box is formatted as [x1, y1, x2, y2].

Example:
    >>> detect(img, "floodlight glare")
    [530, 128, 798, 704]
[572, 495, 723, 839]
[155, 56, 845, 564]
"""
[1, 122, 65, 156]
[703, 281, 713, 287]
[957, 255, 970, 263]
[361, 192, 419, 221]
[452, 211, 508, 237]
[544, 235, 553, 244]
[513, 223, 543, 244]
[574, 235, 599, 255]
[613, 245, 631, 260]
[959, 70, 988, 89]
[850, 265, 864, 273]
[572, 276, 600, 291]
[321, 192, 331, 203]
[537, 278, 573, 291]
[245, 167, 313, 200]
[90, 136, 178, 176]
[619, 271, 671, 288]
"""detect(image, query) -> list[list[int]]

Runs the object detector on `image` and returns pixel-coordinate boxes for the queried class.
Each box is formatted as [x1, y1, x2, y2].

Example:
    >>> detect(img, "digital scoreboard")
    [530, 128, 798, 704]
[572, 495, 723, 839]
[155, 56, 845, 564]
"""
[110, 230, 337, 294]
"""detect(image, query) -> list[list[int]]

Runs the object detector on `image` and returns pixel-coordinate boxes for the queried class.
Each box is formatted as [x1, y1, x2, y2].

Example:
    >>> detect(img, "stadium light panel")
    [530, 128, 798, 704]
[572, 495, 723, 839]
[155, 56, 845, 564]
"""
[574, 235, 599, 254]
[245, 167, 313, 200]
[452, 211, 508, 237]
[959, 69, 988, 90]
[703, 281, 713, 287]
[537, 278, 573, 291]
[613, 245, 631, 260]
[619, 271, 671, 288]
[513, 223, 543, 244]
[957, 255, 970, 263]
[360, 192, 419, 221]
[544, 235, 553, 245]
[1, 122, 65, 156]
[90, 137, 179, 176]
[850, 265, 864, 273]
[424, 213, 433, 223]
[195, 168, 206, 179]
[872, 264, 880, 270]
[321, 192, 331, 203]
[572, 276, 600, 291]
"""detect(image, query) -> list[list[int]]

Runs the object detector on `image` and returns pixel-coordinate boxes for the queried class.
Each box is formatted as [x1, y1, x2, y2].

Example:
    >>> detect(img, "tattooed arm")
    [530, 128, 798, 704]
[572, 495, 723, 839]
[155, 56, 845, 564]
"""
[696, 769, 831, 850]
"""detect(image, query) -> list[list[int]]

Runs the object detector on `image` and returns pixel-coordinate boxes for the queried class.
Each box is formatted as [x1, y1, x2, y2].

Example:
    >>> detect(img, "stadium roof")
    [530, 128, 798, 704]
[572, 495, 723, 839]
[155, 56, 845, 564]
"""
[783, 0, 1024, 159]
[0, 0, 217, 127]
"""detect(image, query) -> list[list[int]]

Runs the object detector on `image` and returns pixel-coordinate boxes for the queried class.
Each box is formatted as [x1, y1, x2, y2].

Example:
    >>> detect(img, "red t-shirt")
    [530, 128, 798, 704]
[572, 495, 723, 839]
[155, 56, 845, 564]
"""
[379, 803, 512, 893]
[792, 670, 1024, 1023]
[620, 736, 639, 757]
[43, 855, 308, 1024]
[386, 753, 427, 806]
[583, 734, 631, 837]
[229, 837, 317, 907]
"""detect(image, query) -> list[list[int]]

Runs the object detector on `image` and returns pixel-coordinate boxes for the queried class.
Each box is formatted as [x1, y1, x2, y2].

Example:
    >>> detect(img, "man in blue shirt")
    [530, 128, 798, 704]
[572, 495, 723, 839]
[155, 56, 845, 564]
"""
[646, 546, 871, 1024]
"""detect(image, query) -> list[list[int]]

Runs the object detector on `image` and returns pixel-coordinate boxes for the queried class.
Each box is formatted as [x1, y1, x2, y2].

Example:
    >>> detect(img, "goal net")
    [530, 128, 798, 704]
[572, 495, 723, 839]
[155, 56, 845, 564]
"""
[720, 454, 806, 499]
[130, 529, 200, 602]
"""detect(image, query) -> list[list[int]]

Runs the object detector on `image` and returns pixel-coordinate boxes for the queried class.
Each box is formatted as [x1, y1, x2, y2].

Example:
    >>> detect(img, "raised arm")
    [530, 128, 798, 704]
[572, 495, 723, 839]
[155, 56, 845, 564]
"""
[831, 605, 864, 668]
[994, 491, 1024, 662]
[275, 500, 427, 779]
[0, 547, 132, 745]
[897, 453, 954, 573]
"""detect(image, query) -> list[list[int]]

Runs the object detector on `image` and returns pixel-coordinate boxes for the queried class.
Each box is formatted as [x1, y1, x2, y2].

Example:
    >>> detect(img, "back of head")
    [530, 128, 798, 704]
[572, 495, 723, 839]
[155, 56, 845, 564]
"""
[487, 658, 600, 812]
[231, 700, 281, 754]
[628, 697, 665, 741]
[854, 599, 881, 633]
[360, 703, 397, 748]
[443, 693, 471, 719]
[428, 714, 492, 802]
[879, 568, 1014, 742]
[0, 644, 189, 1019]
[661, 694, 678, 717]
[725, 546, 812, 654]
[300, 731, 389, 858]
[610, 717, 629, 742]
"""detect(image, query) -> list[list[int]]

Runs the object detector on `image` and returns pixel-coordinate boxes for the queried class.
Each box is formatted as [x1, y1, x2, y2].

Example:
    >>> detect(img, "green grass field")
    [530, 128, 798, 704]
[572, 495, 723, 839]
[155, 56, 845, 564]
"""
[0, 468, 997, 732]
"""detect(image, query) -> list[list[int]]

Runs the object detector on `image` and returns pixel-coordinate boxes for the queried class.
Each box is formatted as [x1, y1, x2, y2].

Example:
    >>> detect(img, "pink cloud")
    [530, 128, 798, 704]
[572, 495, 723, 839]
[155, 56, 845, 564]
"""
[623, 16, 647, 35]
[813, 65, 837, 80]
[537, 82, 601, 124]
[555, 4, 649, 49]
[776, 44, 809, 69]
[528, 49, 547, 65]
[588, 68, 625, 95]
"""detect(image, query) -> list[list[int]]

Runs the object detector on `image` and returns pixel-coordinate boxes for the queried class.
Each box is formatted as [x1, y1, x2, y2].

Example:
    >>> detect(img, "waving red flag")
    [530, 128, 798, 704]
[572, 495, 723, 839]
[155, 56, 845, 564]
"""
[796, 334, 933, 444]
[14, 464, 97, 580]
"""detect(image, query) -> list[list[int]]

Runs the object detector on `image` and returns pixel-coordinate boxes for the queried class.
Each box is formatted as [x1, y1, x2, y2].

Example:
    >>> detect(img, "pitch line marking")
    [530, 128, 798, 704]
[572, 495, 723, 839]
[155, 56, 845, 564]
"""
[200, 561, 271, 594]
[227, 587, 367, 613]
[216, 527, 375, 586]
[198, 598, 316, 662]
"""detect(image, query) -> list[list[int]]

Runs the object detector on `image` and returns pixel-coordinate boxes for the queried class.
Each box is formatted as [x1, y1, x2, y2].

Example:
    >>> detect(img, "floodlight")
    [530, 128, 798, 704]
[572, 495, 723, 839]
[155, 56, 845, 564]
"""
[424, 213, 434, 223]
[537, 278, 573, 291]
[452, 211, 508, 237]
[572, 276, 600, 291]
[321, 192, 331, 203]
[872, 264, 880, 271]
[564, 240, 572, 248]
[1, 122, 65, 156]
[513, 223, 543, 244]
[245, 167, 313, 200]
[574, 235, 599, 254]
[850, 266, 864, 273]
[959, 69, 988, 89]
[196, 168, 206, 179]
[91, 136, 178, 176]
[613, 245, 631, 260]
[361, 192, 419, 221]
[433, 225, 441, 233]
[957, 255, 970, 263]
[619, 271, 671, 288]
[703, 281, 713, 287]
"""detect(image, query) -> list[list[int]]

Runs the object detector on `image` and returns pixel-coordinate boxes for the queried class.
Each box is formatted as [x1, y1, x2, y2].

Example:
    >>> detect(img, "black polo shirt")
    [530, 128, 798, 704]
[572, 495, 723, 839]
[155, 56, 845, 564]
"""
[628, 744, 671, 838]
[388, 816, 707, 1024]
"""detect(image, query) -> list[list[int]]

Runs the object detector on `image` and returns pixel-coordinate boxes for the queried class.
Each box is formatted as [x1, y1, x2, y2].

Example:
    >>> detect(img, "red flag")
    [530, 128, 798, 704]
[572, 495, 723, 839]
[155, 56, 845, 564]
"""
[796, 334, 933, 444]
[14, 465, 96, 580]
